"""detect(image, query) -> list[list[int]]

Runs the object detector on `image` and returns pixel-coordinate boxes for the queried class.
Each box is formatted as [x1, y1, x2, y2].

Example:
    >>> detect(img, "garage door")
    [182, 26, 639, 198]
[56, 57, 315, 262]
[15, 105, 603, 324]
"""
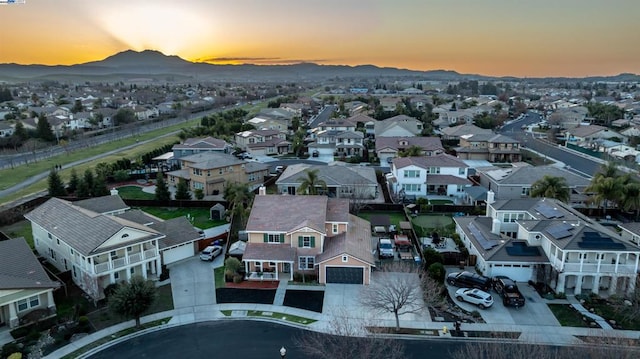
[326, 267, 364, 284]
[490, 266, 533, 282]
[162, 244, 195, 265]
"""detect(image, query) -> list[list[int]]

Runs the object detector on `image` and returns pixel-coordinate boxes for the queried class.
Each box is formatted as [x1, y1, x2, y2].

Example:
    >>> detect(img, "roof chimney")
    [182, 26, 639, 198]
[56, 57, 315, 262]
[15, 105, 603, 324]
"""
[258, 186, 266, 196]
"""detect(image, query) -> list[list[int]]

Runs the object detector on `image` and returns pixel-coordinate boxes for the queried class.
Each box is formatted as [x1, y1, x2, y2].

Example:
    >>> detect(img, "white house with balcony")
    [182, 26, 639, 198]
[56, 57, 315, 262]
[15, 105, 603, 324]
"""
[24, 194, 204, 301]
[453, 193, 640, 296]
[387, 154, 471, 200]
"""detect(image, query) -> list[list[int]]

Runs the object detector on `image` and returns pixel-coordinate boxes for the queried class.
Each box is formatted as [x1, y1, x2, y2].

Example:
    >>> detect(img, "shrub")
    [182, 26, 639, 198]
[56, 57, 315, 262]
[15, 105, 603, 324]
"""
[8, 353, 23, 359]
[470, 310, 481, 319]
[10, 326, 30, 339]
[77, 316, 91, 333]
[427, 262, 446, 283]
[293, 272, 303, 282]
[554, 292, 567, 299]
[225, 257, 242, 274]
[233, 274, 243, 283]
[194, 188, 204, 200]
[26, 330, 41, 344]
[423, 247, 444, 269]
[2, 343, 22, 358]
[104, 283, 119, 298]
[159, 267, 170, 281]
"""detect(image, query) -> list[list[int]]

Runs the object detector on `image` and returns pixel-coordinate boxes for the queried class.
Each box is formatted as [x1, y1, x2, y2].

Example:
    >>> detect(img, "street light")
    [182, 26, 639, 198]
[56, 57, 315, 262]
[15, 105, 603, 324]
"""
[279, 346, 286, 358]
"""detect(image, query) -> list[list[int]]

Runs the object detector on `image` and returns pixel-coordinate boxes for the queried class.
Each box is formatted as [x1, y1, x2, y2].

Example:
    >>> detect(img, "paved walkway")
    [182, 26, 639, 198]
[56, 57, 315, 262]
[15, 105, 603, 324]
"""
[567, 295, 613, 329]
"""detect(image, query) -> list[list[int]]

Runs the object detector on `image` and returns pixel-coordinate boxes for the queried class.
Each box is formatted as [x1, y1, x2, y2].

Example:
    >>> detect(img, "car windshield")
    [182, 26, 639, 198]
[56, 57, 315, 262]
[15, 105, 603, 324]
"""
[380, 243, 392, 249]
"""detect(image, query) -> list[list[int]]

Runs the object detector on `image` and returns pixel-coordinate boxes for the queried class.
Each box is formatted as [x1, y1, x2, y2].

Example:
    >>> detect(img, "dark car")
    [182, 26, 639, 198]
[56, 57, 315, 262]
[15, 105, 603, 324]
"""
[447, 271, 492, 291]
[492, 276, 526, 307]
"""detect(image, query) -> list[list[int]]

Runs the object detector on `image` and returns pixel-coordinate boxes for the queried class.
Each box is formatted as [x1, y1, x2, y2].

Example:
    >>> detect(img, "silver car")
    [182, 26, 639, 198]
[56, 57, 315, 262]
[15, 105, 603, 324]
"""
[455, 288, 494, 309]
[199, 245, 222, 261]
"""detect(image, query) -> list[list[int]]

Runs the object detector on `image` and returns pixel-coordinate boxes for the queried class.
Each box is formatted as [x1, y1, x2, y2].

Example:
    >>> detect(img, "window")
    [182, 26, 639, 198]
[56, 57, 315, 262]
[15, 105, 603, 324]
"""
[48, 233, 52, 240]
[269, 262, 276, 267]
[299, 236, 315, 248]
[56, 238, 60, 245]
[402, 183, 421, 192]
[265, 234, 283, 243]
[332, 224, 338, 234]
[522, 187, 530, 196]
[342, 255, 348, 263]
[127, 246, 132, 252]
[70, 248, 74, 255]
[49, 248, 56, 261]
[114, 272, 119, 280]
[111, 251, 118, 258]
[426, 167, 440, 174]
[458, 168, 465, 175]
[122, 233, 129, 238]
[298, 256, 315, 270]
[72, 266, 77, 278]
[404, 170, 419, 178]
[130, 267, 135, 274]
[193, 168, 202, 176]
[193, 182, 204, 189]
[17, 295, 39, 312]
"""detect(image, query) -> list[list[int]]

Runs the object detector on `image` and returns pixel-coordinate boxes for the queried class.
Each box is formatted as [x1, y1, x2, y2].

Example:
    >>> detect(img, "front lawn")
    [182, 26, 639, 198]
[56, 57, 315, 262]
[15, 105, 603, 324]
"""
[139, 207, 227, 229]
[283, 290, 325, 313]
[581, 296, 640, 330]
[247, 310, 317, 325]
[547, 304, 593, 327]
[115, 185, 155, 200]
[214, 266, 226, 289]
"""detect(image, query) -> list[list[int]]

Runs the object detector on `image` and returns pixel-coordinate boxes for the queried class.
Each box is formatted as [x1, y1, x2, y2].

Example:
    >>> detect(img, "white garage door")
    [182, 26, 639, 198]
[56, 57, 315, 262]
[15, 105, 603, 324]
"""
[162, 244, 195, 264]
[490, 265, 533, 282]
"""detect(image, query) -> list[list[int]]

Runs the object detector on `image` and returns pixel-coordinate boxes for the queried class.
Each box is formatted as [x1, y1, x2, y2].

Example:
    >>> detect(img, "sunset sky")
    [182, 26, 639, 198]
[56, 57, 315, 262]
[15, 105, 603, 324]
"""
[0, 0, 638, 77]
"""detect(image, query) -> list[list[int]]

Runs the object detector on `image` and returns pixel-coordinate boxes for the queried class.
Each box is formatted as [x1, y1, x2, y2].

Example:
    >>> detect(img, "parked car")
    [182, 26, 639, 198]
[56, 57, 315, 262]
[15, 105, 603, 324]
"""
[492, 276, 526, 307]
[447, 271, 492, 291]
[377, 238, 394, 259]
[455, 288, 494, 309]
[199, 245, 223, 261]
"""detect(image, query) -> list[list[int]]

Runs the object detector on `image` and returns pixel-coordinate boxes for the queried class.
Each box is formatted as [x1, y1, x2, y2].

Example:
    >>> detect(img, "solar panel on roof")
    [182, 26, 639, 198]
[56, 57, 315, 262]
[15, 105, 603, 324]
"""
[578, 232, 626, 250]
[535, 203, 564, 219]
[547, 222, 575, 240]
[468, 222, 498, 250]
[506, 242, 542, 256]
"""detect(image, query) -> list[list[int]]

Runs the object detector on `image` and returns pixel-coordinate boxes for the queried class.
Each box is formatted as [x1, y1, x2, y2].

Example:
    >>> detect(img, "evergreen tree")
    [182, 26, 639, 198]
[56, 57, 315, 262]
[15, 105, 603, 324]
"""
[108, 276, 156, 328]
[36, 113, 55, 142]
[13, 121, 28, 141]
[47, 169, 67, 197]
[83, 169, 95, 197]
[93, 174, 110, 197]
[174, 178, 191, 200]
[67, 168, 79, 194]
[76, 178, 90, 198]
[155, 174, 171, 201]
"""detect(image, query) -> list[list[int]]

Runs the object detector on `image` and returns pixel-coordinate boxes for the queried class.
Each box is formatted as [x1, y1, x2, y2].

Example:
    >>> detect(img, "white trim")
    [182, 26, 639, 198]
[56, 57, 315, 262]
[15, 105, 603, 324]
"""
[323, 264, 366, 285]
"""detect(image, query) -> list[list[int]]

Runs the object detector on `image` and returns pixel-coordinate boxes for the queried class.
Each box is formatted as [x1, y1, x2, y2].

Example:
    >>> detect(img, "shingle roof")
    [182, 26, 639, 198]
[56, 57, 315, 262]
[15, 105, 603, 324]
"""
[317, 214, 375, 265]
[24, 198, 164, 256]
[74, 195, 129, 214]
[426, 174, 471, 185]
[149, 217, 203, 249]
[276, 164, 376, 187]
[0, 238, 60, 290]
[375, 136, 444, 152]
[482, 165, 590, 187]
[246, 195, 328, 234]
[242, 243, 297, 261]
[441, 124, 492, 137]
[181, 152, 245, 169]
[173, 136, 229, 150]
[393, 154, 468, 169]
[620, 222, 640, 236]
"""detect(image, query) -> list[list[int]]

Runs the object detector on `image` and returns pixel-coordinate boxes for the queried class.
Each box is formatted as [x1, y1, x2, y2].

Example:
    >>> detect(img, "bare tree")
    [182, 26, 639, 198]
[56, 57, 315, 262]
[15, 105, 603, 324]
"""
[360, 262, 442, 331]
[577, 331, 640, 359]
[608, 277, 640, 324]
[294, 309, 405, 359]
[348, 180, 375, 215]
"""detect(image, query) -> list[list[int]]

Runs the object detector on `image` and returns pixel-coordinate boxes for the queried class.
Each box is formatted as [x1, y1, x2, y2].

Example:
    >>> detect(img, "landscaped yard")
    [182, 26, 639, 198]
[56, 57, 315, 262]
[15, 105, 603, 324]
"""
[581, 297, 640, 330]
[139, 206, 227, 229]
[412, 214, 454, 231]
[547, 304, 593, 327]
[114, 185, 155, 200]
[283, 290, 325, 313]
[0, 220, 34, 248]
[357, 211, 406, 228]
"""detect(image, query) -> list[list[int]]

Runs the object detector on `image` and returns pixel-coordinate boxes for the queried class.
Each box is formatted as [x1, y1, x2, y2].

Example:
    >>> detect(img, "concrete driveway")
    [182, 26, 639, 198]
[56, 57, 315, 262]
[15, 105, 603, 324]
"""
[445, 275, 560, 326]
[169, 253, 225, 309]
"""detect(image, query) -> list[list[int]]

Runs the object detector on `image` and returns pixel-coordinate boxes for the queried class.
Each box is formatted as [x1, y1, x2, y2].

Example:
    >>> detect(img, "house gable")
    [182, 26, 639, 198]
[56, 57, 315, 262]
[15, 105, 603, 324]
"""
[95, 227, 160, 251]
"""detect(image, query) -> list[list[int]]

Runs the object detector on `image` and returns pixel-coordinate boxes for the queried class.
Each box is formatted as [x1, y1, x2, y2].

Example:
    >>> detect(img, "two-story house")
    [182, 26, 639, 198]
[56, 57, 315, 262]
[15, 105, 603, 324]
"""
[375, 136, 445, 167]
[388, 154, 471, 200]
[276, 163, 378, 199]
[172, 137, 232, 160]
[234, 129, 289, 155]
[24, 194, 204, 301]
[166, 152, 269, 195]
[455, 133, 521, 162]
[440, 124, 492, 141]
[0, 238, 60, 329]
[242, 194, 375, 284]
[247, 115, 290, 132]
[308, 128, 365, 159]
[374, 115, 423, 138]
[453, 193, 640, 296]
[347, 113, 378, 137]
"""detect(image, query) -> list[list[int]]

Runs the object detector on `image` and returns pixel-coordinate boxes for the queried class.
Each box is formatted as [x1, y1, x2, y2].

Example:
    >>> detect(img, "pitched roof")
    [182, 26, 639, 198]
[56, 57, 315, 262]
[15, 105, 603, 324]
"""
[440, 124, 493, 137]
[246, 195, 329, 234]
[74, 195, 129, 214]
[180, 152, 246, 169]
[276, 164, 376, 187]
[393, 154, 468, 169]
[242, 242, 297, 262]
[375, 136, 444, 152]
[173, 136, 229, 150]
[317, 215, 375, 265]
[0, 238, 60, 290]
[24, 197, 164, 256]
[569, 125, 607, 138]
[482, 165, 590, 187]
[149, 217, 203, 249]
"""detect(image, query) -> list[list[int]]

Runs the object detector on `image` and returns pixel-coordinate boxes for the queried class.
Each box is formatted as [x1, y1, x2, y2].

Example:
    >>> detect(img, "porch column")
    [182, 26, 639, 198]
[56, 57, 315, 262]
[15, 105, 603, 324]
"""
[244, 261, 249, 279]
[591, 276, 600, 295]
[596, 255, 602, 272]
[9, 302, 18, 328]
[109, 272, 116, 283]
[635, 254, 640, 273]
[275, 262, 279, 280]
[574, 275, 583, 295]
[627, 276, 636, 296]
[615, 253, 621, 272]
[560, 251, 566, 272]
[555, 273, 566, 293]
[89, 257, 96, 274]
[142, 264, 148, 280]
[125, 267, 131, 281]
[290, 262, 294, 281]
[155, 258, 162, 275]
[47, 291, 56, 310]
[579, 254, 584, 272]
[608, 276, 618, 295]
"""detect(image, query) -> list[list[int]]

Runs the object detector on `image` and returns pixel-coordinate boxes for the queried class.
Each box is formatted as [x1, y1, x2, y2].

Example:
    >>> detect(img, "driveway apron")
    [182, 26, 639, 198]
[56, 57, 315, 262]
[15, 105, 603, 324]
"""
[169, 257, 217, 309]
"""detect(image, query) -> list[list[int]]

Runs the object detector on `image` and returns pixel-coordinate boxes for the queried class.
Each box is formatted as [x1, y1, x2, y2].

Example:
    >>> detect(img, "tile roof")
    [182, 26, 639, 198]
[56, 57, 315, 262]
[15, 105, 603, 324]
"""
[482, 165, 590, 187]
[242, 243, 297, 261]
[393, 154, 468, 169]
[173, 136, 229, 150]
[149, 217, 203, 249]
[246, 195, 328, 234]
[74, 195, 129, 214]
[375, 136, 445, 152]
[276, 164, 376, 187]
[182, 152, 246, 169]
[317, 214, 375, 265]
[24, 197, 164, 256]
[0, 238, 60, 290]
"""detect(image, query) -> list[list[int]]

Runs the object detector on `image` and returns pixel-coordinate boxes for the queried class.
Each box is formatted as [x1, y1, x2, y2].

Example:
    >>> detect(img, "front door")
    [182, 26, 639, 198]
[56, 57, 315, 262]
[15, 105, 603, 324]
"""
[282, 263, 291, 273]
[255, 262, 263, 272]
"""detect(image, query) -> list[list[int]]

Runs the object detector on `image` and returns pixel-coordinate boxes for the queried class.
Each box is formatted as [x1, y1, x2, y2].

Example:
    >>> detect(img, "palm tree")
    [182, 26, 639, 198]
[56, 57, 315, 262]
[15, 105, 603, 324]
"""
[298, 169, 327, 195]
[530, 175, 570, 203]
[223, 182, 254, 227]
[399, 145, 423, 157]
[585, 176, 623, 214]
[621, 180, 640, 221]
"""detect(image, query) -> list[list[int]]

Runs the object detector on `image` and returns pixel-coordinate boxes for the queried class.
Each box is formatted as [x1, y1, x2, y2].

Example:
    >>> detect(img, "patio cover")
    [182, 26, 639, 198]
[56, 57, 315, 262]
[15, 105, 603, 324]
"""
[370, 214, 391, 227]
[242, 243, 296, 262]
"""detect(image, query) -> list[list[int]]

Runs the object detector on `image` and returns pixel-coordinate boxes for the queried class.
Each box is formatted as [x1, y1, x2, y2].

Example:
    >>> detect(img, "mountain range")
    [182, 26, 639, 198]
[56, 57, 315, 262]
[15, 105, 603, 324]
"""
[0, 50, 638, 83]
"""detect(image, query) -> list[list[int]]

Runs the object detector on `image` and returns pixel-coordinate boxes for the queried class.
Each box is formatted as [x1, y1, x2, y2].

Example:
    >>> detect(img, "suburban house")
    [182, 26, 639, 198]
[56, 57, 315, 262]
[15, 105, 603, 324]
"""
[440, 124, 492, 141]
[234, 129, 288, 153]
[172, 136, 232, 160]
[0, 238, 60, 329]
[566, 125, 626, 144]
[0, 122, 14, 137]
[166, 152, 269, 194]
[454, 193, 640, 295]
[387, 154, 472, 200]
[242, 194, 375, 284]
[619, 223, 640, 247]
[476, 164, 591, 202]
[375, 136, 445, 167]
[24, 194, 205, 301]
[347, 113, 378, 137]
[374, 115, 423, 138]
[308, 128, 365, 159]
[455, 133, 521, 162]
[432, 107, 475, 127]
[275, 163, 378, 199]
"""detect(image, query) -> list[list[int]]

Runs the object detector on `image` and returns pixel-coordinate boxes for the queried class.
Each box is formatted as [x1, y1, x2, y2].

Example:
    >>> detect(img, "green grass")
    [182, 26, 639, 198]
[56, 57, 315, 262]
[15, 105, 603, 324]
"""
[429, 199, 454, 205]
[114, 185, 156, 200]
[220, 310, 232, 317]
[246, 310, 317, 325]
[139, 207, 227, 229]
[214, 266, 226, 289]
[411, 214, 454, 230]
[60, 317, 171, 359]
[357, 211, 406, 229]
[0, 220, 34, 248]
[585, 299, 640, 330]
[548, 304, 592, 327]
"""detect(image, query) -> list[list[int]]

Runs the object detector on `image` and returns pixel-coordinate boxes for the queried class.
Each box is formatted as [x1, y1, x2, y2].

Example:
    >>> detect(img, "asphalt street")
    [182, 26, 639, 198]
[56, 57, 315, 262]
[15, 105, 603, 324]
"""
[86, 320, 472, 359]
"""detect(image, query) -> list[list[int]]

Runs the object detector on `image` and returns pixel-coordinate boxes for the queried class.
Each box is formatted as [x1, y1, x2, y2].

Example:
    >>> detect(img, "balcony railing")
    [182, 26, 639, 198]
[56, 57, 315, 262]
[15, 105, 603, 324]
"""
[557, 262, 636, 274]
[93, 249, 158, 274]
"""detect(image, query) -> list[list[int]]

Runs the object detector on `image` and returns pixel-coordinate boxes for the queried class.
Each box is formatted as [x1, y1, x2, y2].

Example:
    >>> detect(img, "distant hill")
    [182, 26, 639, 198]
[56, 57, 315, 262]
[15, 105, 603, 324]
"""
[0, 49, 638, 83]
